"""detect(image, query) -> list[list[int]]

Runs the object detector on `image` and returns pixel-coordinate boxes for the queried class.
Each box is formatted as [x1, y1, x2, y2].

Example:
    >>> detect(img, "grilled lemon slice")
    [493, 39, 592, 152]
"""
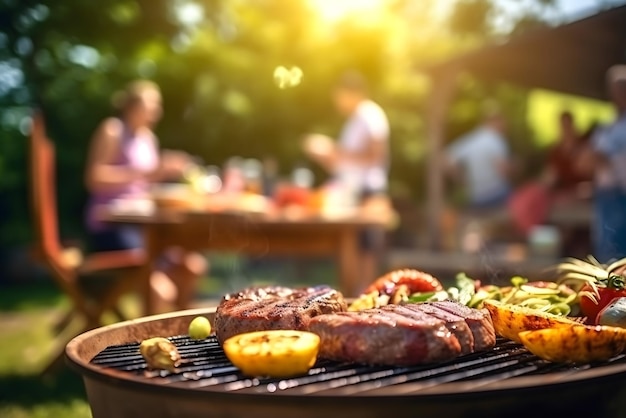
[223, 330, 320, 378]
[483, 300, 578, 343]
[519, 324, 626, 363]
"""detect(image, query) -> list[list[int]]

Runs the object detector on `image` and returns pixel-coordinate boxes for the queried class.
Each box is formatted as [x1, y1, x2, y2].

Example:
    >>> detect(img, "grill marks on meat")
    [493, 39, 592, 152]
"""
[308, 301, 496, 366]
[308, 306, 461, 366]
[403, 303, 475, 355]
[429, 301, 496, 352]
[214, 285, 347, 343]
[215, 285, 496, 366]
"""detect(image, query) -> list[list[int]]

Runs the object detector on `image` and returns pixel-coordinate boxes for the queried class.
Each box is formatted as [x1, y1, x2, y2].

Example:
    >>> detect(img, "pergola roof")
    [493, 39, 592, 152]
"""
[428, 4, 626, 100]
[422, 4, 626, 250]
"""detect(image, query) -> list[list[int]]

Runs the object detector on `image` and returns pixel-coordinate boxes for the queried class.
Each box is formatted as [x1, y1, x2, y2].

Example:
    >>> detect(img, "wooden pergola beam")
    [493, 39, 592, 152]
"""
[424, 5, 626, 101]
[425, 67, 458, 250]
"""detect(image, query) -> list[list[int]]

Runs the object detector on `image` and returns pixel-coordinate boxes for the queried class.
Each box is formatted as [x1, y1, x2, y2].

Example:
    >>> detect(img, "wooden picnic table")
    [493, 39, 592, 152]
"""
[99, 206, 389, 315]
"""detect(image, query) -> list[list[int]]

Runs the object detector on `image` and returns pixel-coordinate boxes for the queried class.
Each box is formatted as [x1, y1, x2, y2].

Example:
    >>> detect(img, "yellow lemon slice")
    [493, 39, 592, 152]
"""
[223, 330, 320, 378]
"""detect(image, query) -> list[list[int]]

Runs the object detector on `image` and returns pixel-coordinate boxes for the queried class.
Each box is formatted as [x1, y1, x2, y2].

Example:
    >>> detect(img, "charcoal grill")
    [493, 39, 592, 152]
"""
[66, 307, 626, 418]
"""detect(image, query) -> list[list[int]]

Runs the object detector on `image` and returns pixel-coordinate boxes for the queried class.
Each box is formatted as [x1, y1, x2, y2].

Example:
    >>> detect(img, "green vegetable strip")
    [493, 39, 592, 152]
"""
[407, 274, 579, 316]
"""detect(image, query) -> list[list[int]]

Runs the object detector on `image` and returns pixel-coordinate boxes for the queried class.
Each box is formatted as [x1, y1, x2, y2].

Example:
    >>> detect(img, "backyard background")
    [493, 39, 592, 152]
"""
[0, 0, 623, 417]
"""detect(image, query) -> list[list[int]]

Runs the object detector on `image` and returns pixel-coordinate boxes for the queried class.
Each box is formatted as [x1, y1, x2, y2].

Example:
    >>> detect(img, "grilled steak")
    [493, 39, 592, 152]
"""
[308, 301, 496, 365]
[403, 303, 475, 355]
[308, 304, 462, 365]
[214, 285, 347, 343]
[429, 301, 496, 351]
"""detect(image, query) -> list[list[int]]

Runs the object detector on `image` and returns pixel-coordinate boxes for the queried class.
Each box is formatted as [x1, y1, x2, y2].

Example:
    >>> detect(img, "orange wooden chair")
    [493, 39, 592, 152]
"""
[29, 110, 146, 374]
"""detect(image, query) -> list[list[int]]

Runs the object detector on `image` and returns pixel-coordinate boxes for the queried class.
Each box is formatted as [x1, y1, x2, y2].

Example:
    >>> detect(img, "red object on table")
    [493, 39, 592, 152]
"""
[508, 182, 551, 237]
[273, 184, 312, 208]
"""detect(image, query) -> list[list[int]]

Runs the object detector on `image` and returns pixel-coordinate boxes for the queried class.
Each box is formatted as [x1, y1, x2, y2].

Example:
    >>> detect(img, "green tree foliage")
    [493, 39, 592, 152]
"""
[450, 0, 495, 37]
[0, 0, 181, 246]
[0, 0, 569, 249]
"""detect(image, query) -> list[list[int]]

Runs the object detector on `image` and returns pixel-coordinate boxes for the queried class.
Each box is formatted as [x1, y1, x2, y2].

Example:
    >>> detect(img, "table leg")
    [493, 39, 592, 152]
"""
[360, 250, 377, 292]
[338, 229, 360, 297]
[141, 225, 160, 316]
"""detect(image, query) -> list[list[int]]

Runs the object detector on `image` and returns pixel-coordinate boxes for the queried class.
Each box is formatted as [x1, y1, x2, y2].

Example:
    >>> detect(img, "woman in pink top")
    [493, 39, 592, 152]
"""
[84, 80, 206, 311]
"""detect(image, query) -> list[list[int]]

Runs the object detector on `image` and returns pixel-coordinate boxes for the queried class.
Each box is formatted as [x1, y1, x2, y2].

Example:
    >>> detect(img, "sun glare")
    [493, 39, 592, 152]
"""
[310, 0, 385, 22]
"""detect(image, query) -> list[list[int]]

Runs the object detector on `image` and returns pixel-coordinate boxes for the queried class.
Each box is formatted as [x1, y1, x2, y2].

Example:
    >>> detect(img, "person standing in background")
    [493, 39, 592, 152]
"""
[84, 80, 207, 312]
[581, 65, 626, 263]
[443, 106, 513, 253]
[534, 111, 593, 257]
[544, 111, 593, 200]
[303, 71, 390, 202]
[445, 107, 512, 209]
[303, 70, 390, 292]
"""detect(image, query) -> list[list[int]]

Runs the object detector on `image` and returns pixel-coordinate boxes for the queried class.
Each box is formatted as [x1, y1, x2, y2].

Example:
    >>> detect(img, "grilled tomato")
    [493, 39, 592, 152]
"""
[579, 276, 626, 323]
[483, 300, 578, 343]
[519, 324, 626, 363]
[223, 330, 320, 378]
[556, 256, 626, 322]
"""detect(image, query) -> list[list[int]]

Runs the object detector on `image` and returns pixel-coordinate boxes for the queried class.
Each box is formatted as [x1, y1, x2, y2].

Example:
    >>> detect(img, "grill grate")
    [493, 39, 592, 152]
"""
[91, 335, 626, 396]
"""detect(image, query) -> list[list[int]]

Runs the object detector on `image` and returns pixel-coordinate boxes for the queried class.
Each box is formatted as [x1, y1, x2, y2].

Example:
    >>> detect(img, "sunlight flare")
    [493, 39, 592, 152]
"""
[309, 0, 385, 22]
[273, 66, 303, 89]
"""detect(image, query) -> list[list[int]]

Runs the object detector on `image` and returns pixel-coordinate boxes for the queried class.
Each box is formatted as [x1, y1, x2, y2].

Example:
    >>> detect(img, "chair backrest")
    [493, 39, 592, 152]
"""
[29, 111, 75, 283]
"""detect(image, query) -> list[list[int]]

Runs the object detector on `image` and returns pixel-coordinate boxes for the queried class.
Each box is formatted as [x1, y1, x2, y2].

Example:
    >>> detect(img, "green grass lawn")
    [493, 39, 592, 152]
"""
[0, 254, 336, 418]
[0, 283, 92, 418]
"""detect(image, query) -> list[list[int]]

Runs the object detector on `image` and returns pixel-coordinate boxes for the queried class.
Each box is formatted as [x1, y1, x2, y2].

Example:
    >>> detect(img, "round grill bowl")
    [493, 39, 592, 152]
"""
[66, 308, 626, 418]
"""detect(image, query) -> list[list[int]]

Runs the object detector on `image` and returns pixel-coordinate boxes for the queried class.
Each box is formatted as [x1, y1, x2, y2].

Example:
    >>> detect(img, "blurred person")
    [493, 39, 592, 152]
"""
[84, 80, 207, 311]
[543, 111, 593, 200]
[445, 106, 512, 209]
[303, 70, 390, 201]
[581, 65, 626, 263]
[532, 112, 595, 256]
[507, 114, 595, 244]
[303, 70, 390, 293]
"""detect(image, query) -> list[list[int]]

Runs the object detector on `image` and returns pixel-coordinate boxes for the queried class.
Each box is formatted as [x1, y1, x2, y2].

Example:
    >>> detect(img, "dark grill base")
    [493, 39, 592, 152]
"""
[66, 308, 626, 418]
[91, 335, 624, 396]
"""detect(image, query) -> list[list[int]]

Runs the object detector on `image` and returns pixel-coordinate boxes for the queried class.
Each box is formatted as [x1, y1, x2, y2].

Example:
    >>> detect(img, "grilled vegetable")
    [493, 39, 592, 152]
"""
[556, 256, 626, 322]
[188, 316, 212, 340]
[363, 269, 443, 298]
[348, 290, 390, 311]
[406, 272, 475, 305]
[449, 272, 476, 306]
[596, 297, 626, 328]
[139, 337, 181, 372]
[519, 324, 626, 363]
[579, 276, 626, 322]
[403, 273, 577, 315]
[483, 300, 578, 343]
[468, 276, 577, 315]
[222, 330, 320, 378]
[350, 269, 443, 310]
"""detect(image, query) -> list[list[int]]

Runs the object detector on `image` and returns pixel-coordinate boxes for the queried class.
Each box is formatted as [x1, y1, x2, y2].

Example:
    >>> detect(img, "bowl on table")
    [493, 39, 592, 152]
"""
[109, 198, 155, 216]
[151, 184, 196, 210]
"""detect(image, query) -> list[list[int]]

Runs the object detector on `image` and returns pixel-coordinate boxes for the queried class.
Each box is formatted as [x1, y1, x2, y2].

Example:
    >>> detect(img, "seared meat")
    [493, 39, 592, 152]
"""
[215, 285, 495, 367]
[308, 301, 496, 365]
[214, 285, 347, 343]
[308, 304, 462, 366]
[403, 303, 474, 355]
[429, 301, 496, 351]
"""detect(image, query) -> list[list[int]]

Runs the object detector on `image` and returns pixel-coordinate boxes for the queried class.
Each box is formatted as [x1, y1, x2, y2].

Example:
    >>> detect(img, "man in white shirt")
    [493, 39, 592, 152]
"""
[304, 71, 390, 199]
[445, 111, 512, 208]
[304, 71, 390, 294]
